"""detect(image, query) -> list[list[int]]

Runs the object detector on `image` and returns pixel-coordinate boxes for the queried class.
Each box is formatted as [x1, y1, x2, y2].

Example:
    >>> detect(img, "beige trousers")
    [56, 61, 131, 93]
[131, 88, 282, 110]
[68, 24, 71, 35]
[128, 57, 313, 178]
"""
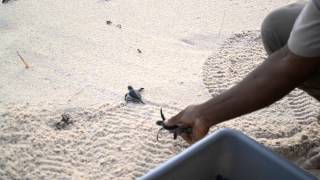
[261, 2, 320, 101]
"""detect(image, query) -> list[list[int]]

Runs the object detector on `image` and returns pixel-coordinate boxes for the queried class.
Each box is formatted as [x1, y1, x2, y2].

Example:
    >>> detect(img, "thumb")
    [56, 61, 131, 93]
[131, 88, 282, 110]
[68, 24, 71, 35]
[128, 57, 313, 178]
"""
[191, 120, 209, 143]
[164, 114, 181, 127]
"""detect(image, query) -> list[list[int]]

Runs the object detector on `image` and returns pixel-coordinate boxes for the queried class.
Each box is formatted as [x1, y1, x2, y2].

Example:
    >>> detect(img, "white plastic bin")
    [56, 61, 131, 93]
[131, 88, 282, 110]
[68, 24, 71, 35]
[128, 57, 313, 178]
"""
[139, 128, 316, 180]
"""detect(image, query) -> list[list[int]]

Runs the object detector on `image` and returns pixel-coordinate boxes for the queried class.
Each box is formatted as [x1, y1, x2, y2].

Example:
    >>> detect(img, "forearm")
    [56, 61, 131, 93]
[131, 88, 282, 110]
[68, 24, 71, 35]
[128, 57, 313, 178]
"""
[200, 47, 313, 126]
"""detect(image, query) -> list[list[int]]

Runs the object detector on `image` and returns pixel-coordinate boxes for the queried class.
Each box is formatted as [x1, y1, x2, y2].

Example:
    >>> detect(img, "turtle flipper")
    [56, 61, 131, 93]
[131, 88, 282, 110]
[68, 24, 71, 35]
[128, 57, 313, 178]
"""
[138, 88, 144, 92]
[125, 94, 136, 103]
[156, 128, 164, 141]
[124, 93, 128, 101]
[173, 132, 178, 140]
[160, 108, 165, 121]
[126, 96, 135, 103]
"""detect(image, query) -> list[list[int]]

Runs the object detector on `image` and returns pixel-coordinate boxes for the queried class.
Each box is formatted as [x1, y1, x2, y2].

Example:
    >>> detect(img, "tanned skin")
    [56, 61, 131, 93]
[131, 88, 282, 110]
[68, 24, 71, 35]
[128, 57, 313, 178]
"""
[165, 46, 320, 144]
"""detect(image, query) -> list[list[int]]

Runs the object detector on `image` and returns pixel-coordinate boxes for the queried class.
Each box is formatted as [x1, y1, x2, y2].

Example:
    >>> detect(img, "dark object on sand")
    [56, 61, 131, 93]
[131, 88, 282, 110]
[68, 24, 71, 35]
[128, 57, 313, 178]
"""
[17, 51, 30, 69]
[55, 113, 73, 130]
[2, 0, 10, 4]
[137, 49, 142, 53]
[106, 20, 112, 25]
[156, 108, 192, 141]
[124, 86, 144, 104]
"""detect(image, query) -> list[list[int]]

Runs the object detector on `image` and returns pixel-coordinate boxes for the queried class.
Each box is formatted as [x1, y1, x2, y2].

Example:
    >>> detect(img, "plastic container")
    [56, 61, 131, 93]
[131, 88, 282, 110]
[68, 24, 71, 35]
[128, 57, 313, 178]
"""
[139, 128, 317, 180]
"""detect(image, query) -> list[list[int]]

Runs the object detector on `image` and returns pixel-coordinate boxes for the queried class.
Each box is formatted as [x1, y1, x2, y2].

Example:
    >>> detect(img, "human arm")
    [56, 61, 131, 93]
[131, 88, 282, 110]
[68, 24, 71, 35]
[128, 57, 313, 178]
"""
[165, 46, 320, 144]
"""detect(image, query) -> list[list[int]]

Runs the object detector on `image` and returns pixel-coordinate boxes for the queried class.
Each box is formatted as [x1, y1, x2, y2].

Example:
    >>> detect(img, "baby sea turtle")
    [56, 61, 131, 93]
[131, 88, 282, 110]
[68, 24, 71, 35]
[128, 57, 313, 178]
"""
[55, 113, 73, 130]
[156, 108, 192, 141]
[125, 86, 145, 104]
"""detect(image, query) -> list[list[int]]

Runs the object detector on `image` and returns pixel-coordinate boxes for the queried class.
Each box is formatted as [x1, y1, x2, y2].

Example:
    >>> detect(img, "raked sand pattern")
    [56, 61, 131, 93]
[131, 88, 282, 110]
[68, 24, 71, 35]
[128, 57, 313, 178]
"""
[1, 31, 320, 180]
[203, 31, 320, 176]
[2, 0, 320, 179]
[0, 101, 190, 180]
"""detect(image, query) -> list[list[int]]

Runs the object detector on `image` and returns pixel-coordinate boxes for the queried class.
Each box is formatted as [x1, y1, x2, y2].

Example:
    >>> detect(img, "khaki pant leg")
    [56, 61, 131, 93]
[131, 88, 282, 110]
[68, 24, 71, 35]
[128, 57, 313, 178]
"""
[261, 2, 320, 100]
[261, 2, 306, 55]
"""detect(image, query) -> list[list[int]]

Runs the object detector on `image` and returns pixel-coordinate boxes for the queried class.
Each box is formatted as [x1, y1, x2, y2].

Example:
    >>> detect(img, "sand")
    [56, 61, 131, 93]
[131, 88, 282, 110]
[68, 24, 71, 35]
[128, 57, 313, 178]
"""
[0, 0, 319, 179]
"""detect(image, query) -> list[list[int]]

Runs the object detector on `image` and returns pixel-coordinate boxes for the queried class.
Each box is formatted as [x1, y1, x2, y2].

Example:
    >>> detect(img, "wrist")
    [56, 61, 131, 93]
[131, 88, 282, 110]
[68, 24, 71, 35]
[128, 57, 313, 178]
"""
[196, 102, 218, 128]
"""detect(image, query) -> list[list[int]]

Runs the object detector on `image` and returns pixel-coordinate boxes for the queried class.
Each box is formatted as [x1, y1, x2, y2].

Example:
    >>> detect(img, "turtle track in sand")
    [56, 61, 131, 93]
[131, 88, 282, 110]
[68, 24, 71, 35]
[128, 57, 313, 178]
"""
[202, 30, 320, 158]
[0, 102, 188, 180]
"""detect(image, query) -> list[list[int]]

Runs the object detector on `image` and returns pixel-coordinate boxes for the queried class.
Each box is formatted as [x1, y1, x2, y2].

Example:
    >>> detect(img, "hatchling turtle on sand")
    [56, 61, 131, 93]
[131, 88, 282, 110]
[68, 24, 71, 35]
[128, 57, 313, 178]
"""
[156, 108, 192, 141]
[125, 86, 145, 104]
[55, 113, 73, 130]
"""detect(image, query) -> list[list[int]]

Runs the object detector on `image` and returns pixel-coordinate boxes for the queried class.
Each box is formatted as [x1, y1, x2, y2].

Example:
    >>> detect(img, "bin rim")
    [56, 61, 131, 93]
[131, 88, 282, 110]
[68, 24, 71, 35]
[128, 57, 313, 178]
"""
[139, 128, 317, 180]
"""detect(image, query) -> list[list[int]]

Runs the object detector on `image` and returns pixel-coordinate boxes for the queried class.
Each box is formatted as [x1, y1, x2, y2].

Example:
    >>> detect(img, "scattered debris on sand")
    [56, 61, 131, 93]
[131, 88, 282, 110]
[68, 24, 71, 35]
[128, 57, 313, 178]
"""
[105, 20, 121, 29]
[16, 51, 30, 69]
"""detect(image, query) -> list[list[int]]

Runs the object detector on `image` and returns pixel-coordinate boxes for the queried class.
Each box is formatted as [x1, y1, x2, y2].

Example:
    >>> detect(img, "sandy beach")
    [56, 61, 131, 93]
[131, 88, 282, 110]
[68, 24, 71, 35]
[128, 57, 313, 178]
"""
[1, 0, 319, 179]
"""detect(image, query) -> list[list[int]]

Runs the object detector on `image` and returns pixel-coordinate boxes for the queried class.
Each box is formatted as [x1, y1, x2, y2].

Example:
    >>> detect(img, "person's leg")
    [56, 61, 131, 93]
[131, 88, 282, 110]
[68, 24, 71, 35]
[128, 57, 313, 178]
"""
[299, 74, 320, 101]
[261, 3, 320, 170]
[261, 2, 306, 55]
[261, 2, 320, 101]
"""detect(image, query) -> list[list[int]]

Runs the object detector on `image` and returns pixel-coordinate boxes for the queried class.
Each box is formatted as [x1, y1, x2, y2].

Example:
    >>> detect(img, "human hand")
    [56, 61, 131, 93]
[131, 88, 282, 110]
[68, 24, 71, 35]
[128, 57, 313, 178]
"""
[164, 105, 211, 144]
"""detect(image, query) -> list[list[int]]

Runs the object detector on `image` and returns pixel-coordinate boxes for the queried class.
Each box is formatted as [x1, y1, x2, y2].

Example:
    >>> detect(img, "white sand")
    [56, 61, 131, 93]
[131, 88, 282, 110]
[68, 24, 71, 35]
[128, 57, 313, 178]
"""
[0, 0, 319, 179]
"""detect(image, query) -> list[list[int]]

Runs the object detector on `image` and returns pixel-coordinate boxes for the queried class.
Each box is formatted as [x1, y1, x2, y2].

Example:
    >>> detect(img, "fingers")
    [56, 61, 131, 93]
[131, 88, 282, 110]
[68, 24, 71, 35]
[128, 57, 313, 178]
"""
[162, 106, 209, 144]
[180, 124, 209, 144]
[164, 112, 182, 127]
[180, 130, 207, 144]
[164, 106, 194, 127]
[180, 133, 192, 144]
[163, 111, 193, 144]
